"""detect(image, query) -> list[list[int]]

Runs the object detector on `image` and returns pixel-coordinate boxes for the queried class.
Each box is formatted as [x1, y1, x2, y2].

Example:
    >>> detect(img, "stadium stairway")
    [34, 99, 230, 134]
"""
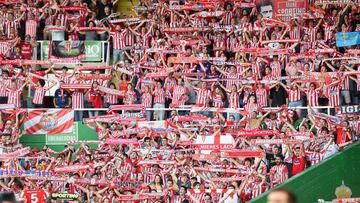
[249, 141, 360, 203]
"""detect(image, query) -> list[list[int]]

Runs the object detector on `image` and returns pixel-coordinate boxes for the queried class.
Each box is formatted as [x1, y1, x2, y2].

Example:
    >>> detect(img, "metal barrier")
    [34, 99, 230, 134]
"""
[24, 106, 336, 122]
[72, 106, 334, 114]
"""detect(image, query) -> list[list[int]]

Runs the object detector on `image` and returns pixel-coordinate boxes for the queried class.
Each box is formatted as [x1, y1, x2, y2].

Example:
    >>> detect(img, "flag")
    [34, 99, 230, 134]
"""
[24, 109, 74, 134]
[336, 32, 360, 47]
[195, 134, 235, 154]
[51, 40, 85, 60]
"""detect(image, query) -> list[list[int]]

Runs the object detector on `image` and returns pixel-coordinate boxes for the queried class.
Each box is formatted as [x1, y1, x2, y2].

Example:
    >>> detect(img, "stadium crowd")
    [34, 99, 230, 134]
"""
[0, 0, 359, 202]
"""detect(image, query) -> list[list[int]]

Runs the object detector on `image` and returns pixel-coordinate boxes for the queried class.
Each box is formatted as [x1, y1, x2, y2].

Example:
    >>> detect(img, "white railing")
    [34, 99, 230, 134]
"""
[76, 105, 334, 114]
[27, 105, 336, 115]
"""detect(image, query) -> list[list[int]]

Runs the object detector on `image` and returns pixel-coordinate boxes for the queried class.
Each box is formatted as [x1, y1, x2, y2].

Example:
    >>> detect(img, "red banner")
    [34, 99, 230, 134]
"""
[78, 73, 112, 81]
[138, 160, 176, 165]
[237, 130, 276, 137]
[104, 138, 139, 145]
[54, 164, 92, 173]
[210, 177, 245, 182]
[109, 104, 144, 111]
[193, 167, 242, 174]
[196, 144, 234, 150]
[60, 84, 92, 90]
[192, 153, 218, 161]
[0, 148, 30, 160]
[332, 198, 360, 203]
[221, 150, 265, 158]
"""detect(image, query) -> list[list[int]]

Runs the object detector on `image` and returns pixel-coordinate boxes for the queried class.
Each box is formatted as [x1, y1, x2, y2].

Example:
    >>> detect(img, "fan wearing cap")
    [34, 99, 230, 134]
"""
[287, 143, 305, 177]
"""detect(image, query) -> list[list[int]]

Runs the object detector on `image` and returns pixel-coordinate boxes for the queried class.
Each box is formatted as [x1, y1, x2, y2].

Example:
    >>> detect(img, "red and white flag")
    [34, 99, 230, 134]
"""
[195, 133, 235, 154]
[24, 109, 74, 134]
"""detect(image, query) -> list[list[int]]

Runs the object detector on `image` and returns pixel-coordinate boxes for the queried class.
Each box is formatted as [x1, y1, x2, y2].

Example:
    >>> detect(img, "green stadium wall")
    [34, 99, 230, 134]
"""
[20, 122, 98, 152]
[249, 142, 360, 203]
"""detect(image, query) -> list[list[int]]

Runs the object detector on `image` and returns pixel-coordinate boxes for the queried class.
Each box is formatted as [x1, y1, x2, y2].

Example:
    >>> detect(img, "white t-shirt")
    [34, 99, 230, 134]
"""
[323, 143, 339, 159]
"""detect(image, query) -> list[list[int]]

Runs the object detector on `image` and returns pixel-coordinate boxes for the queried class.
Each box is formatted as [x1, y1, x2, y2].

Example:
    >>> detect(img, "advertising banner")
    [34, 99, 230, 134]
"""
[46, 122, 78, 145]
[256, 0, 307, 22]
[42, 40, 102, 62]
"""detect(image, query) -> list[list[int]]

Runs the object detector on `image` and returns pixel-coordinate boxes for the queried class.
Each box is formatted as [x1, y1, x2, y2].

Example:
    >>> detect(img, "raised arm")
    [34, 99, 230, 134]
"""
[218, 82, 229, 92]
[74, 183, 89, 194]
[324, 61, 336, 72]
[260, 111, 271, 121]
[215, 65, 227, 76]
[124, 51, 134, 61]
[284, 120, 298, 133]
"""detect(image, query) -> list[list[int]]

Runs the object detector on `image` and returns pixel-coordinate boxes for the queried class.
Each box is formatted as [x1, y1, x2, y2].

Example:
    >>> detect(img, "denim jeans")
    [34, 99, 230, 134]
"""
[341, 90, 351, 105]
[27, 89, 36, 108]
[153, 103, 165, 120]
[75, 110, 83, 122]
[146, 110, 152, 121]
[288, 101, 302, 107]
[113, 49, 124, 64]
